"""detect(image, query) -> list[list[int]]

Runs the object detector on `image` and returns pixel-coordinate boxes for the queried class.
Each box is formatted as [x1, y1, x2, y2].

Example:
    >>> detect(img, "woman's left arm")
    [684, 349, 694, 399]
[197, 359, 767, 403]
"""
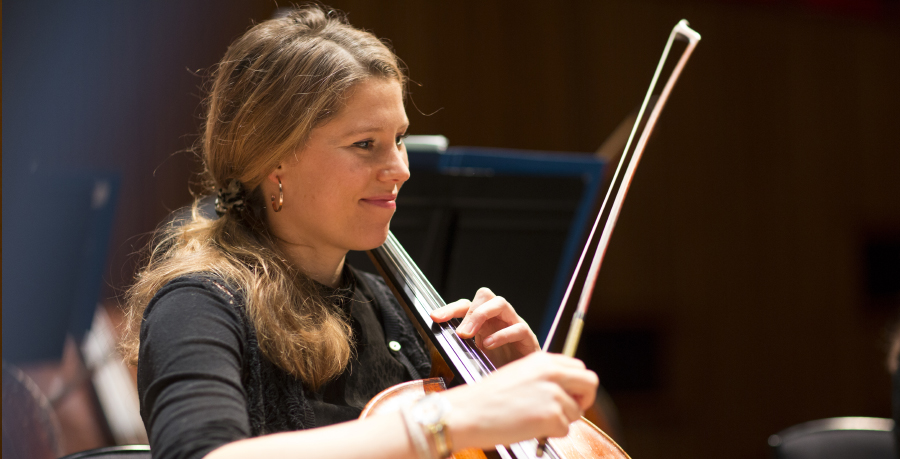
[430, 287, 540, 367]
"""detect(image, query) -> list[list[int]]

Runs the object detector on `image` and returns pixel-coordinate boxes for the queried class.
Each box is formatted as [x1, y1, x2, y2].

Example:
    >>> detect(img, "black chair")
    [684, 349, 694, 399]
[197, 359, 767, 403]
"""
[768, 417, 895, 459]
[59, 445, 150, 459]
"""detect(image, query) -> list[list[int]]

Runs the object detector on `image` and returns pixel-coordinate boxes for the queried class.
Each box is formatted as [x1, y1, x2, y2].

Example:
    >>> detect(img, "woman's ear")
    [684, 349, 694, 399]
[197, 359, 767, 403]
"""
[266, 164, 284, 184]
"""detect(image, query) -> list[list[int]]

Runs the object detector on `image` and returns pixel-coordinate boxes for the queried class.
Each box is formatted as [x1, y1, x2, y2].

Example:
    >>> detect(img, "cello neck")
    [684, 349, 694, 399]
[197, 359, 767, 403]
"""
[367, 232, 496, 385]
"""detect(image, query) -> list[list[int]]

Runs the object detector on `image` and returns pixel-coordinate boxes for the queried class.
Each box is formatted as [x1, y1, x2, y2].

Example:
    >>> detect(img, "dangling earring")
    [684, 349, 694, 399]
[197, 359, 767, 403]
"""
[271, 176, 284, 212]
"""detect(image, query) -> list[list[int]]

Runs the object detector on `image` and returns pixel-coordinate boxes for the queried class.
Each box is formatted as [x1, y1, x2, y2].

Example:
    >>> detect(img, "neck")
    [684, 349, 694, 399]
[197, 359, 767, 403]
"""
[278, 242, 347, 287]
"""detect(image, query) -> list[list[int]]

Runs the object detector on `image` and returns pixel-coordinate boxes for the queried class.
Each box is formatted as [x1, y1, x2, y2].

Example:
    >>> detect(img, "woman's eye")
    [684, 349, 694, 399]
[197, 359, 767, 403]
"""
[353, 140, 372, 149]
[396, 133, 409, 146]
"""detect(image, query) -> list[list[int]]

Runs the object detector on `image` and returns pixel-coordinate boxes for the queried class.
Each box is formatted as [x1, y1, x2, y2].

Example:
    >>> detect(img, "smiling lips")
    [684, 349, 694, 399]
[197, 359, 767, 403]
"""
[361, 194, 398, 209]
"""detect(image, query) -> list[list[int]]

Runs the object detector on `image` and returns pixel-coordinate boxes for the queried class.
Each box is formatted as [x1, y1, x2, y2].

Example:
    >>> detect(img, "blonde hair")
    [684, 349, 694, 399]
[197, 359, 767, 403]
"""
[122, 5, 406, 390]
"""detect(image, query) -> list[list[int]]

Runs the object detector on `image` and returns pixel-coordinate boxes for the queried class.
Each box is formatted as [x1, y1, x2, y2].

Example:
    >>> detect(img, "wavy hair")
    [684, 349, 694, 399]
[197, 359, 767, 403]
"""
[121, 4, 406, 390]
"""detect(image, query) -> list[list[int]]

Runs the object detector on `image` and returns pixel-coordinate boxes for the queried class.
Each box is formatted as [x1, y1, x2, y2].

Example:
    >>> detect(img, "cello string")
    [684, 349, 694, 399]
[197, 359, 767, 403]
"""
[390, 236, 498, 377]
[381, 233, 497, 376]
[390, 234, 498, 374]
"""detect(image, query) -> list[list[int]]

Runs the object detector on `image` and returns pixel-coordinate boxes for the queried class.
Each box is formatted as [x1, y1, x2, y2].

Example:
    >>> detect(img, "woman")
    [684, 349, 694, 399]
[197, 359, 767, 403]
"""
[122, 5, 599, 459]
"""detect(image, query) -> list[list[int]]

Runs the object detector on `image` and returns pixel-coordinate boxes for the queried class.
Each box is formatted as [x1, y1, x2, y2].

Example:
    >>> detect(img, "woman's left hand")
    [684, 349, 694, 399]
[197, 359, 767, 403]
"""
[430, 287, 540, 367]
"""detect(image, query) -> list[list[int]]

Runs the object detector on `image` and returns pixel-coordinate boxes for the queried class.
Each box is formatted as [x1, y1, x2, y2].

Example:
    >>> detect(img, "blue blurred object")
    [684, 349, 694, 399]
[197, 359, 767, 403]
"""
[2, 168, 120, 364]
[393, 146, 605, 344]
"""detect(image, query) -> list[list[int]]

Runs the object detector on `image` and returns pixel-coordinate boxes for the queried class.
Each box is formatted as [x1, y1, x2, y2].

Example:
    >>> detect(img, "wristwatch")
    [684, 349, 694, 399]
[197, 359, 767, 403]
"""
[410, 393, 453, 459]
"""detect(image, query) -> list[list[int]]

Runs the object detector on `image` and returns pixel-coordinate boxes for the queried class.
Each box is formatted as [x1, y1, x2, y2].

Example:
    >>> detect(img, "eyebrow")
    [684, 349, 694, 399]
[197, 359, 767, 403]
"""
[341, 123, 409, 138]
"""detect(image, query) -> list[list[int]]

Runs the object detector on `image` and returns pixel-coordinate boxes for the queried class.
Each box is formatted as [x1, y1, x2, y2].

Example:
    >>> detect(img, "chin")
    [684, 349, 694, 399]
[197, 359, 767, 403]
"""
[349, 224, 391, 251]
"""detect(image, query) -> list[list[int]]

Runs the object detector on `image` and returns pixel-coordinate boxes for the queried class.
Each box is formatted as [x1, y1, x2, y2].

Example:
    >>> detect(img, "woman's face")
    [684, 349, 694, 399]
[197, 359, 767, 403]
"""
[266, 78, 410, 255]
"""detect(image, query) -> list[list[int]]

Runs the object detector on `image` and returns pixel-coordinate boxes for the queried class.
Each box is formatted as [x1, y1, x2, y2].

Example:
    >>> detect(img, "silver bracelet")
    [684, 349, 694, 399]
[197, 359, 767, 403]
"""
[401, 406, 435, 459]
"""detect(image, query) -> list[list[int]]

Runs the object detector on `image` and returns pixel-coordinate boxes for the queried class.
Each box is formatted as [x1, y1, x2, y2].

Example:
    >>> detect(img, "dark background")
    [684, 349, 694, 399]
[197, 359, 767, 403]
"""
[4, 1, 900, 457]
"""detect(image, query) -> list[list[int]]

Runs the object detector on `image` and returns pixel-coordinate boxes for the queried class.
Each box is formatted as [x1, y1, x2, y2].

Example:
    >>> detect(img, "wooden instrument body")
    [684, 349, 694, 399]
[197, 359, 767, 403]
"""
[359, 378, 630, 459]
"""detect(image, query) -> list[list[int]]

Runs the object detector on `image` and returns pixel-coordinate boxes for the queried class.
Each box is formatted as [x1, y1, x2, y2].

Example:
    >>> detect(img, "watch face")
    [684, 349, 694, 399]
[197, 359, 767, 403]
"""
[412, 394, 450, 425]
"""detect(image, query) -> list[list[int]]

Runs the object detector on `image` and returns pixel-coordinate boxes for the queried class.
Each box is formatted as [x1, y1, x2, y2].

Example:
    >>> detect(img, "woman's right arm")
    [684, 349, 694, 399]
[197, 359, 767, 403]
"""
[205, 352, 598, 459]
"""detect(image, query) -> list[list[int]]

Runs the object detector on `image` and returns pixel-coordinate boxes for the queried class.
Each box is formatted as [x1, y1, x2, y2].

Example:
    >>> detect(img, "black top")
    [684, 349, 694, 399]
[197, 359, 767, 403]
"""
[137, 266, 431, 459]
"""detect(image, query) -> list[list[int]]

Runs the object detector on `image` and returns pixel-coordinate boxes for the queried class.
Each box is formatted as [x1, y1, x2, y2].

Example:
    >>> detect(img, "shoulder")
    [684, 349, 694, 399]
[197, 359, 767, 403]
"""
[138, 273, 250, 386]
[147, 273, 242, 311]
[141, 273, 248, 343]
[149, 272, 241, 305]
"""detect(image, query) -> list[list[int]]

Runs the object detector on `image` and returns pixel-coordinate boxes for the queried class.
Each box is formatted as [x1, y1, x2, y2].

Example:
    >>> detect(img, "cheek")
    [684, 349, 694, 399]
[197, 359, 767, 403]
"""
[287, 152, 376, 216]
[293, 177, 332, 209]
[298, 162, 367, 208]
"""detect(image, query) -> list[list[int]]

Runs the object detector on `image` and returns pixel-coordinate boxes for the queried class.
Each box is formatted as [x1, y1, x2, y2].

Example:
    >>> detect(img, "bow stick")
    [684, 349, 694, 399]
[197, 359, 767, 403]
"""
[535, 19, 701, 456]
[543, 20, 701, 356]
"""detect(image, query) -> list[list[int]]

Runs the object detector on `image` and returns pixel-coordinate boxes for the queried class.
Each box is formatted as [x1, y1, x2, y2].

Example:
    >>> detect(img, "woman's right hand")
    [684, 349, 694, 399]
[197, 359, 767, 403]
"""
[441, 352, 599, 451]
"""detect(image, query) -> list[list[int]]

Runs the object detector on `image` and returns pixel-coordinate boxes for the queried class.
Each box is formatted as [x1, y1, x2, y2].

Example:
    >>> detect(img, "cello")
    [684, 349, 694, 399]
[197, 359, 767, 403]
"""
[359, 20, 702, 459]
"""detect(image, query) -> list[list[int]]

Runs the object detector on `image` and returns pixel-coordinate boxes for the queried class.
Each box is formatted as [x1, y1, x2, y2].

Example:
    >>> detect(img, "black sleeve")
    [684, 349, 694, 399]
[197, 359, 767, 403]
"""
[137, 279, 251, 459]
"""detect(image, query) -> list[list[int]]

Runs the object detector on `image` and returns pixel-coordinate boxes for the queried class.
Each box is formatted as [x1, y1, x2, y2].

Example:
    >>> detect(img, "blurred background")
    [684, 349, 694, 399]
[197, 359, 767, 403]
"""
[3, 1, 899, 458]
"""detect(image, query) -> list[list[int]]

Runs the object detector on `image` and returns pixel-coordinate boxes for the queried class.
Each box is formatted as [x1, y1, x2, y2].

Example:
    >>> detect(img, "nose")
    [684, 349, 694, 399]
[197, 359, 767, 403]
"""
[378, 143, 411, 184]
